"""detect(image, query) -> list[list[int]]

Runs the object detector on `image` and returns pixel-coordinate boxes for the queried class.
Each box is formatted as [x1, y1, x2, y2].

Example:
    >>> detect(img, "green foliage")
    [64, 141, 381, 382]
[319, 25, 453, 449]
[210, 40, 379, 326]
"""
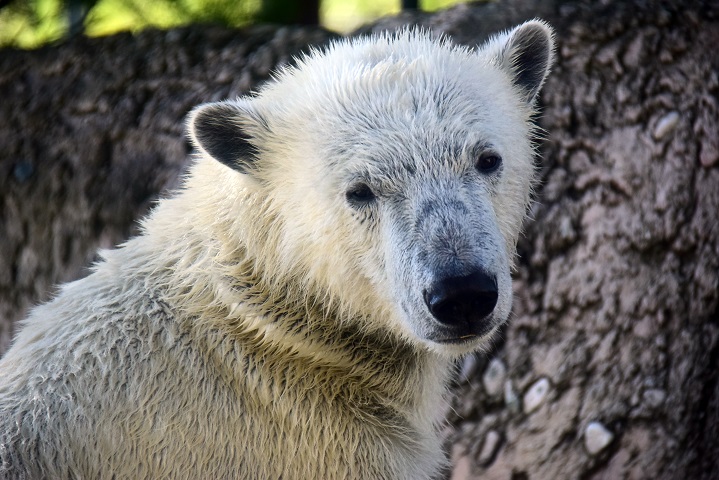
[0, 0, 467, 49]
[85, 0, 261, 37]
[320, 0, 466, 33]
[0, 0, 67, 48]
[0, 0, 261, 48]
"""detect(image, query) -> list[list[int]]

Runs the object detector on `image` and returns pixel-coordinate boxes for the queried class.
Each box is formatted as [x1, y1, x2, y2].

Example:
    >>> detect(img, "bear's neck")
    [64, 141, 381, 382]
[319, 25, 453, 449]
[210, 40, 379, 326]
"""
[180, 249, 451, 410]
[126, 191, 453, 421]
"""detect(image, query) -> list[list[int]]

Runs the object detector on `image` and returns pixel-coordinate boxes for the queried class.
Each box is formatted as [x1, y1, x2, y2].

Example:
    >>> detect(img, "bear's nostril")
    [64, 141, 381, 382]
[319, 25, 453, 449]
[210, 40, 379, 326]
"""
[424, 271, 498, 326]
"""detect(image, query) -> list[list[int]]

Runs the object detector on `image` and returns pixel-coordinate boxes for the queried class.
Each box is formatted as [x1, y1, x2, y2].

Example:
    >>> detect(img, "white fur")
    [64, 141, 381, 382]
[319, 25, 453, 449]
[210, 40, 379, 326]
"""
[0, 21, 553, 479]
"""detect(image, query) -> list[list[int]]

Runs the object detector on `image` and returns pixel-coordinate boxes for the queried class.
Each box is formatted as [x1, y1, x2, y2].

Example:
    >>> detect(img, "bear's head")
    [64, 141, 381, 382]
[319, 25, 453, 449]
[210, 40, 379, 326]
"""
[188, 20, 554, 358]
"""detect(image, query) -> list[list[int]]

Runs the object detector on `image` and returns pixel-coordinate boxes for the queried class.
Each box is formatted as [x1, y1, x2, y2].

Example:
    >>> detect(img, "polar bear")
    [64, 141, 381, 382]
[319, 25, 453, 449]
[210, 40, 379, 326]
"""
[0, 20, 553, 479]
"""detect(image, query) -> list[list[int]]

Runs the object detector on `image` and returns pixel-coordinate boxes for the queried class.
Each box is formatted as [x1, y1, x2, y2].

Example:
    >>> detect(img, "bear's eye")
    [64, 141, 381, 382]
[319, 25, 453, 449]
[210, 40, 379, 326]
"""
[346, 183, 376, 207]
[475, 152, 502, 174]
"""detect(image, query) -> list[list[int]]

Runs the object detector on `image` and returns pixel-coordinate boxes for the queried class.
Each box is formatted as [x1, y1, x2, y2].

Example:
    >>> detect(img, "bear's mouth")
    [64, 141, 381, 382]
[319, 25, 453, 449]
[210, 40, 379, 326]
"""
[427, 319, 499, 345]
[434, 334, 479, 345]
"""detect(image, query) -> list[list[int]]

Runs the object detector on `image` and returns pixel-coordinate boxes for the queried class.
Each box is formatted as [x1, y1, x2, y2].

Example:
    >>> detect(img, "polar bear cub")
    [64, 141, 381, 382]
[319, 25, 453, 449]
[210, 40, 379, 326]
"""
[0, 20, 553, 480]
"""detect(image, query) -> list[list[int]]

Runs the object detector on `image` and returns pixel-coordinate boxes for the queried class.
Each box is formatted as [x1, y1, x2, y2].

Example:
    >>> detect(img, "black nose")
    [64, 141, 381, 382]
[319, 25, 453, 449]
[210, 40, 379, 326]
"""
[424, 271, 498, 326]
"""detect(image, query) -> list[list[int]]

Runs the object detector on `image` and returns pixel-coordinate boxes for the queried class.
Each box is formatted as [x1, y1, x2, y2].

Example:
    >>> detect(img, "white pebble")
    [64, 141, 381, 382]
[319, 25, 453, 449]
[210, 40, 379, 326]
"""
[450, 444, 471, 480]
[643, 388, 667, 408]
[523, 378, 550, 413]
[477, 430, 502, 465]
[653, 111, 679, 139]
[584, 422, 614, 455]
[482, 358, 506, 397]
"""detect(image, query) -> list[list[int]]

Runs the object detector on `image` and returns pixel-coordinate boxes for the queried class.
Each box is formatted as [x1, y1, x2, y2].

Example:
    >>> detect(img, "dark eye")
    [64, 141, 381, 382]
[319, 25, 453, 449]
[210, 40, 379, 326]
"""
[476, 152, 502, 173]
[346, 183, 376, 206]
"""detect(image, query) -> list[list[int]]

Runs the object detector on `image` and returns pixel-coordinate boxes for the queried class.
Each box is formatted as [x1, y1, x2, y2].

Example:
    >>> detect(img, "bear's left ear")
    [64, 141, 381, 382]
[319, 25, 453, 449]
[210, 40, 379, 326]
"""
[487, 19, 555, 104]
[187, 99, 266, 174]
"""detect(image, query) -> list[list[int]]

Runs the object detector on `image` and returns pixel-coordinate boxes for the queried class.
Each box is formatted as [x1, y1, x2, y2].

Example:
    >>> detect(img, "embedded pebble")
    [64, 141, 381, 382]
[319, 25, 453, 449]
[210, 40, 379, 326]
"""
[643, 388, 667, 408]
[653, 111, 679, 139]
[477, 430, 502, 466]
[503, 380, 520, 413]
[450, 444, 472, 480]
[558, 215, 577, 244]
[584, 422, 614, 455]
[523, 378, 550, 414]
[459, 354, 479, 382]
[482, 358, 506, 397]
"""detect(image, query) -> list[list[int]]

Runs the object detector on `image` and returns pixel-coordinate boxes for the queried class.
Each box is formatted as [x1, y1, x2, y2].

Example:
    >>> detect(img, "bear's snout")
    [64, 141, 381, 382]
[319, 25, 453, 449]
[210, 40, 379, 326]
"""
[423, 270, 498, 335]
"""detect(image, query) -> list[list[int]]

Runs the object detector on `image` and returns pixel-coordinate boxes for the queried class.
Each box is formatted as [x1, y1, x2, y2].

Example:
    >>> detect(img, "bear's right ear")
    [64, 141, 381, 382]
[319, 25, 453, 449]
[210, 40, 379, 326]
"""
[188, 100, 265, 174]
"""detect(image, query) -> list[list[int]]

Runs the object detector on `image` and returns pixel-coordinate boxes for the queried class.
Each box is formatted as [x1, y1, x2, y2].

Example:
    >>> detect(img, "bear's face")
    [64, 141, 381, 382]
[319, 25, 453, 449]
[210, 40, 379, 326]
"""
[189, 22, 554, 357]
